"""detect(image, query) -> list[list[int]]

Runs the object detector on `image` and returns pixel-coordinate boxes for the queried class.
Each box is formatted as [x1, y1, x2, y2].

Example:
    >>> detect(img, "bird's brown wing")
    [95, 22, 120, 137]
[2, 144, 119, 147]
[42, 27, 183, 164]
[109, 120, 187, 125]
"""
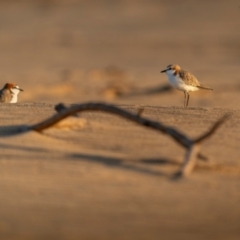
[179, 70, 200, 87]
[0, 89, 12, 103]
[179, 69, 213, 90]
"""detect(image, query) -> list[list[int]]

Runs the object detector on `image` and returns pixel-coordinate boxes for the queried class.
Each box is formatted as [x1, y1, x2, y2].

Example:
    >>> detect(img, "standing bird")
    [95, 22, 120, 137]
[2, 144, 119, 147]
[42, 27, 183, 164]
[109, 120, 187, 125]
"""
[161, 64, 212, 107]
[0, 83, 24, 103]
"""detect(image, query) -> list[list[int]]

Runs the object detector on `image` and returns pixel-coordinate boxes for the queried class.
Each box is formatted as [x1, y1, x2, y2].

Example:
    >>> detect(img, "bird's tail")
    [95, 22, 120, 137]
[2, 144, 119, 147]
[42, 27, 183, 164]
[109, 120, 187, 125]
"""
[197, 85, 213, 91]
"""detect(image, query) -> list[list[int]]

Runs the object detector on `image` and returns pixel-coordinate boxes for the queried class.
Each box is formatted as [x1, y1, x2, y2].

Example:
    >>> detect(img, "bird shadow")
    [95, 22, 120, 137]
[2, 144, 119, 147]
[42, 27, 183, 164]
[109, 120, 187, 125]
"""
[122, 84, 173, 98]
[69, 153, 181, 178]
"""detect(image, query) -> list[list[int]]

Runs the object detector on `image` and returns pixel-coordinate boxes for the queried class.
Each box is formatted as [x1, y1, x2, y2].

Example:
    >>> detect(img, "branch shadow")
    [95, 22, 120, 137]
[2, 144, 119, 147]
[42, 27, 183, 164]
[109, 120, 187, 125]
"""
[0, 142, 51, 154]
[140, 158, 180, 166]
[0, 125, 29, 137]
[69, 153, 180, 178]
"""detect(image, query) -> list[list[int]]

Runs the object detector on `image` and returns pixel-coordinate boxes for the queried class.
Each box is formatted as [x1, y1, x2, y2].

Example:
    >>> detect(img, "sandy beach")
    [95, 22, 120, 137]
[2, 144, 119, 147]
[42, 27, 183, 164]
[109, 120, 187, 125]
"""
[0, 1, 240, 239]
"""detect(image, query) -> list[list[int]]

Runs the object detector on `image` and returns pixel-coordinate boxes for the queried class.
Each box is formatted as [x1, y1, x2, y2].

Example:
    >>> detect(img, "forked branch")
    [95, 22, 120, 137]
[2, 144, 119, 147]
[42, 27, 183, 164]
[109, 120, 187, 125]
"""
[29, 102, 229, 177]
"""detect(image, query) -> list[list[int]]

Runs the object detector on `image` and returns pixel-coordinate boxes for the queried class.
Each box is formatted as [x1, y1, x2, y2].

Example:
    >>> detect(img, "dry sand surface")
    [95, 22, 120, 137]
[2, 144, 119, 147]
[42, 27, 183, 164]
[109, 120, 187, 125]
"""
[0, 1, 240, 239]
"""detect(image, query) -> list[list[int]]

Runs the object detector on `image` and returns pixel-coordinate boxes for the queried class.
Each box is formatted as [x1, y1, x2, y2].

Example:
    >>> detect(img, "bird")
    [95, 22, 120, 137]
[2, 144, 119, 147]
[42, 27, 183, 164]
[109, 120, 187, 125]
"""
[0, 83, 24, 103]
[161, 64, 213, 107]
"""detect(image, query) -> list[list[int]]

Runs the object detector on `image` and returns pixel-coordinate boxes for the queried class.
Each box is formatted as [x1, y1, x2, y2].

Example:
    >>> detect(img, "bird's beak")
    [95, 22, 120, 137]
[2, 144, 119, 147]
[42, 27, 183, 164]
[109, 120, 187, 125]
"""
[19, 88, 24, 91]
[160, 69, 167, 73]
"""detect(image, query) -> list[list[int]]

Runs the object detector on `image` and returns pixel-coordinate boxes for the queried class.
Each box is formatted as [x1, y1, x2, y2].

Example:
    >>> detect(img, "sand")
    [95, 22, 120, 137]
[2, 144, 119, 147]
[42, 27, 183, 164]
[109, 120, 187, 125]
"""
[0, 1, 240, 239]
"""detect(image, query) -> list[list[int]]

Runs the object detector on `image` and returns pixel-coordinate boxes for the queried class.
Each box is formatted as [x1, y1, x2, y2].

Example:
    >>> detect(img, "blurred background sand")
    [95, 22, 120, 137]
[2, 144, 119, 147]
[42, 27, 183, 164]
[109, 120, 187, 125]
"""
[0, 0, 239, 107]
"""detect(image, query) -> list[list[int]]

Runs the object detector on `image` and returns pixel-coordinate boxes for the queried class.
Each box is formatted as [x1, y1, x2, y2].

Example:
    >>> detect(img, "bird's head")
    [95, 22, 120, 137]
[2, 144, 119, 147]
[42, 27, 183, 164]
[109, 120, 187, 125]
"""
[161, 64, 180, 76]
[4, 83, 24, 95]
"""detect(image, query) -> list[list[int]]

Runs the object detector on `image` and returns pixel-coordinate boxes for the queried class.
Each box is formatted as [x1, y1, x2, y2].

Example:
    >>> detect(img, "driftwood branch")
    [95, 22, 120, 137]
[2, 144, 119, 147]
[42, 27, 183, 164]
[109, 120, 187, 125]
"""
[30, 102, 192, 149]
[29, 102, 229, 178]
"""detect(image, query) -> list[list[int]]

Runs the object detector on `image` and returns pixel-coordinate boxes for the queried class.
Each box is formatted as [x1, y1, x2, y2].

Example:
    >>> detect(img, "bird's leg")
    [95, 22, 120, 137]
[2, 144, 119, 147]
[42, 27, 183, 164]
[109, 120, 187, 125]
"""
[186, 92, 190, 107]
[183, 91, 186, 108]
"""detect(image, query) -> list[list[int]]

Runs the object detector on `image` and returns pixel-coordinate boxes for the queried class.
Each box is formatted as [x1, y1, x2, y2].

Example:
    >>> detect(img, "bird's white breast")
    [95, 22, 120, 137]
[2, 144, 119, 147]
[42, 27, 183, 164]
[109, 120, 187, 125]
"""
[10, 88, 21, 103]
[10, 95, 18, 103]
